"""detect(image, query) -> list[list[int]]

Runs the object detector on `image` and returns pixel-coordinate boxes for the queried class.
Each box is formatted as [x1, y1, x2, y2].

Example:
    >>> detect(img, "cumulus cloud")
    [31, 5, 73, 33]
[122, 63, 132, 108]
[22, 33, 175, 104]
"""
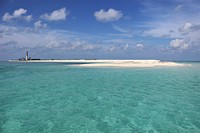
[24, 15, 32, 21]
[2, 8, 32, 22]
[67, 41, 96, 50]
[41, 8, 69, 21]
[179, 22, 200, 33]
[34, 21, 47, 29]
[94, 8, 123, 22]
[136, 44, 144, 49]
[13, 8, 27, 17]
[170, 39, 189, 49]
[0, 24, 100, 52]
[108, 46, 117, 51]
[46, 41, 59, 48]
[45, 40, 96, 51]
[82, 44, 95, 50]
[106, 44, 133, 52]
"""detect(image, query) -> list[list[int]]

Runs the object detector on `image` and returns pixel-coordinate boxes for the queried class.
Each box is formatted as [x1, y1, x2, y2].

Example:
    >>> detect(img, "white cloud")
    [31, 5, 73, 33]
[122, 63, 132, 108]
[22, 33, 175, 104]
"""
[13, 8, 27, 17]
[141, 1, 200, 39]
[136, 44, 144, 49]
[142, 21, 180, 38]
[34, 21, 47, 29]
[94, 8, 123, 22]
[72, 41, 96, 50]
[179, 22, 200, 33]
[106, 44, 133, 52]
[109, 46, 117, 51]
[25, 15, 32, 21]
[45, 40, 96, 51]
[46, 41, 59, 48]
[82, 44, 95, 50]
[112, 25, 128, 33]
[0, 24, 99, 52]
[123, 44, 129, 50]
[2, 13, 12, 21]
[179, 22, 192, 33]
[41, 8, 69, 21]
[170, 39, 189, 49]
[2, 8, 32, 22]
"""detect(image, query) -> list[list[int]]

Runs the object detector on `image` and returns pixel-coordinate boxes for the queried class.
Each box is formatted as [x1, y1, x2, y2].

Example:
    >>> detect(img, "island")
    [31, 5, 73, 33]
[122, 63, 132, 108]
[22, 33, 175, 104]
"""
[8, 51, 189, 67]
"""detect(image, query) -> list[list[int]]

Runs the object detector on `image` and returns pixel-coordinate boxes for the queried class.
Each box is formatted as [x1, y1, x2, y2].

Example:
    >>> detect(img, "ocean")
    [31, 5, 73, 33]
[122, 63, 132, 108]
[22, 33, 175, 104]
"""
[0, 61, 200, 133]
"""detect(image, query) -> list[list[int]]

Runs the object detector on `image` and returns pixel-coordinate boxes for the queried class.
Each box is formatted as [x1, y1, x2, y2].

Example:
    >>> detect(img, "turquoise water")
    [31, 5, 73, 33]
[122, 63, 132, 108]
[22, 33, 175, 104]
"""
[0, 62, 200, 133]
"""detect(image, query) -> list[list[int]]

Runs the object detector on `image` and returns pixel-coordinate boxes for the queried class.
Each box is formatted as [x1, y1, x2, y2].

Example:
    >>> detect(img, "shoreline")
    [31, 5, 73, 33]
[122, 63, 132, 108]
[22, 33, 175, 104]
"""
[8, 59, 189, 67]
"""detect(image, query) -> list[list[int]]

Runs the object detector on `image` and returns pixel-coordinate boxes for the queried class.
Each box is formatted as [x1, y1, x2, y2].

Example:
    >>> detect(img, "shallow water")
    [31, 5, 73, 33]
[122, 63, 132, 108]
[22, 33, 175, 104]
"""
[0, 61, 200, 133]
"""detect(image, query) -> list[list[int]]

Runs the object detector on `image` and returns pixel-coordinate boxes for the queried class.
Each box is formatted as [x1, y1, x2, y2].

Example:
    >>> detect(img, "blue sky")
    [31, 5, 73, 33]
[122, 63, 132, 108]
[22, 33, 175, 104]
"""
[0, 0, 200, 61]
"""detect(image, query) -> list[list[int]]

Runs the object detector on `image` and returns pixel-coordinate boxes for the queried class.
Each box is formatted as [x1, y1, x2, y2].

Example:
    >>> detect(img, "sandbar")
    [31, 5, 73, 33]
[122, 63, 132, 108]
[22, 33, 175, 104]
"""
[8, 59, 188, 67]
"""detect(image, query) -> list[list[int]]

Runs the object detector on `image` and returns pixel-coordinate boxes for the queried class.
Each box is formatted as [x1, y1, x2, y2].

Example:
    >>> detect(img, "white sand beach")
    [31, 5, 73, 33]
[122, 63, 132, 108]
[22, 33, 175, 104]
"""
[9, 59, 188, 67]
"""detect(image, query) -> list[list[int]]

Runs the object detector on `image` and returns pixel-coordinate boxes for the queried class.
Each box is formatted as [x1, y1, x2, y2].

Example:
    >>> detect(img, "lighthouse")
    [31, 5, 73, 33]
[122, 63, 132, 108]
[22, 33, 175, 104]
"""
[26, 51, 28, 60]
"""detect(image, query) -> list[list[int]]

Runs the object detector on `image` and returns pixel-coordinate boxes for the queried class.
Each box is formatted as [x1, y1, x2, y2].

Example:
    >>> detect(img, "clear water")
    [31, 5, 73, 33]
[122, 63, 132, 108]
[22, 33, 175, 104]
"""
[0, 61, 200, 133]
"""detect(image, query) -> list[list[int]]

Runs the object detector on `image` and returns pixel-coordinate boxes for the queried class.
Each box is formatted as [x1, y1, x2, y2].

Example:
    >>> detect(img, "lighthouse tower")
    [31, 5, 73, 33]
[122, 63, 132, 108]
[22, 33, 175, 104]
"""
[26, 51, 28, 60]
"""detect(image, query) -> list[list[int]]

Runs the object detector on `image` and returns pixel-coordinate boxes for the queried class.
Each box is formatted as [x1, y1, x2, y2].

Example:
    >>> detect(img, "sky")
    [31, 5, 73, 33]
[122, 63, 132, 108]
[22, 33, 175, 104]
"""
[0, 0, 200, 61]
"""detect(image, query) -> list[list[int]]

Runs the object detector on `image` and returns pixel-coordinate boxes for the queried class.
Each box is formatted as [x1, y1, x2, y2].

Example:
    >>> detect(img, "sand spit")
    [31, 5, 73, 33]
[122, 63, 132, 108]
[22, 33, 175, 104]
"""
[72, 60, 186, 67]
[9, 59, 188, 67]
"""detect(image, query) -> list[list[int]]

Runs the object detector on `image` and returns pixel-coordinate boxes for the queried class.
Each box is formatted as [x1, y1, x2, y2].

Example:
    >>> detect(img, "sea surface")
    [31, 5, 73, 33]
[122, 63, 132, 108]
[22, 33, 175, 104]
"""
[0, 61, 200, 133]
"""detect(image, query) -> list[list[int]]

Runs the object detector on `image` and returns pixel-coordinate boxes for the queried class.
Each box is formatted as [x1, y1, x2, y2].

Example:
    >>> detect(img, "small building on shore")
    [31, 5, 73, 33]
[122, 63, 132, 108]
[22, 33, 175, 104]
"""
[18, 51, 31, 60]
[26, 51, 28, 60]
